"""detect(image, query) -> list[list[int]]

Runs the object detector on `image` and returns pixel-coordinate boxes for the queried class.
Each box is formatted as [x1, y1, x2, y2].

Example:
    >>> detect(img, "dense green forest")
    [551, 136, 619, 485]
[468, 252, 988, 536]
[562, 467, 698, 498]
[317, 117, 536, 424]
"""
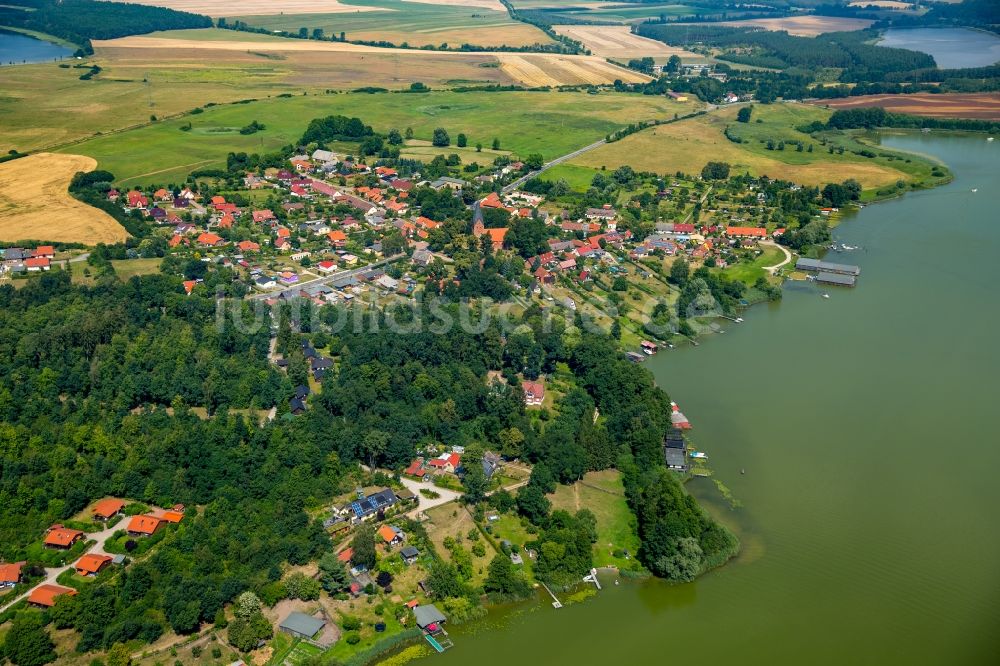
[806, 107, 1000, 133]
[635, 24, 935, 81]
[0, 255, 736, 656]
[0, 0, 211, 53]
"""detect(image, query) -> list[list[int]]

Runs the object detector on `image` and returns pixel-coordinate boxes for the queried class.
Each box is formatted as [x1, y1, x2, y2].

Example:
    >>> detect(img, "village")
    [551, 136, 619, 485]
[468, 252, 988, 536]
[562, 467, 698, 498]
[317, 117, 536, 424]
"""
[0, 123, 856, 666]
[0, 134, 854, 355]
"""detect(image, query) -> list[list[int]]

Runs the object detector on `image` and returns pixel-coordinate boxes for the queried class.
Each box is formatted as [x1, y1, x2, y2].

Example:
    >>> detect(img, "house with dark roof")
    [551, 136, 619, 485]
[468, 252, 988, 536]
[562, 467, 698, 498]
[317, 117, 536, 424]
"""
[664, 431, 688, 472]
[344, 488, 397, 522]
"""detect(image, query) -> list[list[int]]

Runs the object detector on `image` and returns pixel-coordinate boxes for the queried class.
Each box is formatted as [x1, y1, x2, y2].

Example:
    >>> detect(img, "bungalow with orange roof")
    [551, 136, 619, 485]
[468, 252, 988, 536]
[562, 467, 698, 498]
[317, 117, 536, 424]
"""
[33, 245, 56, 259]
[316, 260, 338, 274]
[210, 195, 226, 206]
[154, 188, 171, 201]
[24, 257, 50, 272]
[75, 553, 112, 577]
[337, 548, 353, 563]
[237, 240, 260, 253]
[404, 458, 427, 479]
[217, 213, 234, 229]
[327, 230, 347, 248]
[724, 226, 767, 239]
[252, 210, 276, 224]
[0, 561, 25, 588]
[44, 526, 84, 549]
[182, 280, 198, 295]
[160, 509, 184, 524]
[196, 232, 225, 247]
[127, 515, 162, 537]
[92, 499, 125, 521]
[377, 524, 403, 548]
[28, 584, 76, 608]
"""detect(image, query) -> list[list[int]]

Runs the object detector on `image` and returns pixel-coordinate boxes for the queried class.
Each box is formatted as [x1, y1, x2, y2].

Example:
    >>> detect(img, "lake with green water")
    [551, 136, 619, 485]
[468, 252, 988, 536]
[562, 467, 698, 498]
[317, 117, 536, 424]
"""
[415, 134, 1000, 665]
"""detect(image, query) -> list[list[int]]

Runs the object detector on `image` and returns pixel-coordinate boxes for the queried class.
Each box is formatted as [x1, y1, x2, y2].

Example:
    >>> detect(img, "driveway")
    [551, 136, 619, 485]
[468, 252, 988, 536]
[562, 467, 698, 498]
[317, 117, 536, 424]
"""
[398, 476, 462, 517]
[0, 520, 131, 613]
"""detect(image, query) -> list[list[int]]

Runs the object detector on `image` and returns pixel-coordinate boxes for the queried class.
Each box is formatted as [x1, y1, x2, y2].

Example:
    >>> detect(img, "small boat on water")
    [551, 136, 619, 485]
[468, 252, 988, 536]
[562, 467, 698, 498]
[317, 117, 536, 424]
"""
[988, 137, 994, 142]
[971, 188, 978, 193]
[690, 451, 708, 459]
[640, 340, 658, 355]
[822, 293, 830, 299]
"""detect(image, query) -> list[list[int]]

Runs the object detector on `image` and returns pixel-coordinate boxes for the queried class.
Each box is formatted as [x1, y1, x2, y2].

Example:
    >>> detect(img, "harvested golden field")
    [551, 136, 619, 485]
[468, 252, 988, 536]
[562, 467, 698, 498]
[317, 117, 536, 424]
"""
[408, 0, 504, 9]
[553, 25, 701, 60]
[848, 0, 913, 8]
[102, 0, 385, 16]
[570, 107, 909, 189]
[812, 93, 1000, 120]
[97, 33, 646, 87]
[332, 23, 548, 49]
[0, 154, 128, 244]
[678, 15, 874, 37]
[498, 54, 649, 86]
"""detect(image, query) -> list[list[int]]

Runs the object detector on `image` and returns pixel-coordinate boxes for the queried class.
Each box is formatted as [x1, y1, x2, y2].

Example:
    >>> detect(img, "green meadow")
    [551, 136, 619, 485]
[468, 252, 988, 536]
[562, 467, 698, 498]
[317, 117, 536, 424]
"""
[63, 90, 690, 186]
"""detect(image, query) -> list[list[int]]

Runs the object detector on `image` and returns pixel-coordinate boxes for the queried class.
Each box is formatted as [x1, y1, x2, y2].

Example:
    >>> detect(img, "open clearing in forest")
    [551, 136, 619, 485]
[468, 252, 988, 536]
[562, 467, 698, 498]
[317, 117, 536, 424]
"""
[570, 103, 918, 189]
[674, 15, 874, 37]
[0, 154, 128, 244]
[811, 93, 1000, 120]
[553, 25, 701, 60]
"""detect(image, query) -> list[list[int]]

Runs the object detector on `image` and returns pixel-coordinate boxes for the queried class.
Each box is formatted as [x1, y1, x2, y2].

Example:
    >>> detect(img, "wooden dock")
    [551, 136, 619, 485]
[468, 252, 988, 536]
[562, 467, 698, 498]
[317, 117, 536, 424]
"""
[540, 581, 562, 608]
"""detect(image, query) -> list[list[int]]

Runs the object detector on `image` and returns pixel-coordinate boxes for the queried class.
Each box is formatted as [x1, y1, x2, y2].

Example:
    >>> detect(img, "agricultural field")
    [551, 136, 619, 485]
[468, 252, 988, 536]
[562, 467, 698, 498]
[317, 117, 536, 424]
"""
[233, 0, 552, 49]
[0, 153, 129, 244]
[675, 15, 874, 37]
[0, 27, 644, 155]
[547, 470, 641, 569]
[811, 93, 1000, 120]
[513, 1, 703, 23]
[102, 0, 385, 15]
[569, 103, 943, 190]
[62, 89, 691, 186]
[553, 25, 701, 60]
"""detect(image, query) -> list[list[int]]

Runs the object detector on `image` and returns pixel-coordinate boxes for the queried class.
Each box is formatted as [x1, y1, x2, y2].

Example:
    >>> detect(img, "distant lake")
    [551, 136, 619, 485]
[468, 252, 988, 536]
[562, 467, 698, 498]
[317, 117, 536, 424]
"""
[879, 27, 1000, 69]
[0, 30, 73, 66]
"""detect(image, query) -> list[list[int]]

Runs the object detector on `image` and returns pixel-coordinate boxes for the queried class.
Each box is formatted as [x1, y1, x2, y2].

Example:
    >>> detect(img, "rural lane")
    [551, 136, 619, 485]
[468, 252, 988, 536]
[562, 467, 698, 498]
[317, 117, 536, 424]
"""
[503, 139, 607, 193]
[246, 253, 405, 301]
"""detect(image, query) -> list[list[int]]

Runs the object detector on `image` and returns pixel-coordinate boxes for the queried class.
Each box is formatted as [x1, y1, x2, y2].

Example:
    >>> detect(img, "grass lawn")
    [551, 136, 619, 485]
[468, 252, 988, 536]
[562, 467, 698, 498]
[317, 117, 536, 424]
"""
[571, 102, 948, 191]
[71, 258, 162, 285]
[547, 470, 642, 569]
[537, 163, 599, 191]
[285, 640, 325, 664]
[63, 90, 691, 186]
[717, 245, 784, 284]
[233, 0, 552, 48]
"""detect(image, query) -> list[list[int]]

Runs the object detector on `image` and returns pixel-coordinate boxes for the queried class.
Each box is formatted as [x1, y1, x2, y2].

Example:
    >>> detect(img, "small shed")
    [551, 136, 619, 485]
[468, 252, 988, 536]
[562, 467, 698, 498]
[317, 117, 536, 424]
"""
[279, 612, 326, 640]
[413, 604, 446, 630]
[401, 546, 419, 565]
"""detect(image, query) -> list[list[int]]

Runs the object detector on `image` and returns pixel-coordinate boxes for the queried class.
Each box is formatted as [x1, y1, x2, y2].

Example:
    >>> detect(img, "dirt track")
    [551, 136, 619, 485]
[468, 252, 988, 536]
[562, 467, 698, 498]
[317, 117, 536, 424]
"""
[811, 93, 1000, 121]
